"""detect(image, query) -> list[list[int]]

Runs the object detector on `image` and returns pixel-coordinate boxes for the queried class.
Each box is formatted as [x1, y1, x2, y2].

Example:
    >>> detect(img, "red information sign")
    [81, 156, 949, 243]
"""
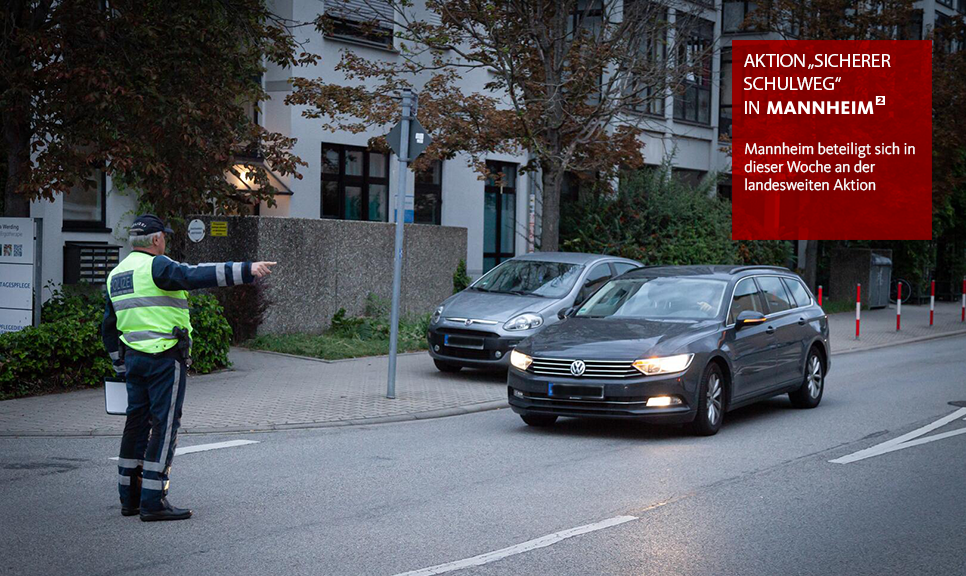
[731, 40, 932, 240]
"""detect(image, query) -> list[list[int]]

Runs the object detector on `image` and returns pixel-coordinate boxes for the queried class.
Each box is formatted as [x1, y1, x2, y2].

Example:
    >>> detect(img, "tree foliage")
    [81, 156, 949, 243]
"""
[289, 0, 712, 250]
[1, 0, 317, 219]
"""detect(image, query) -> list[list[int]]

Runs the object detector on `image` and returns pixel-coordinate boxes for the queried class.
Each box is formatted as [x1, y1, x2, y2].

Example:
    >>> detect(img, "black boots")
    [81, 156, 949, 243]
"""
[120, 474, 142, 516]
[139, 498, 192, 522]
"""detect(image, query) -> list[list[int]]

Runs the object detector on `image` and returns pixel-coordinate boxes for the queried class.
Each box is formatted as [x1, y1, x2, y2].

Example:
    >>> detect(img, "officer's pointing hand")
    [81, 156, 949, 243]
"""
[252, 261, 277, 278]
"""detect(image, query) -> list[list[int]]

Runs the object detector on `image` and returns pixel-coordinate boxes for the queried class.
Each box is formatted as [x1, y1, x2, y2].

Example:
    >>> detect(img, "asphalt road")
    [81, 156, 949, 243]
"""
[2, 336, 965, 576]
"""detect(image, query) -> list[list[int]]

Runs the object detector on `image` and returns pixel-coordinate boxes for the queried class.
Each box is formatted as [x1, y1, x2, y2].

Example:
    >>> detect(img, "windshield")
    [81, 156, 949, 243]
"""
[576, 277, 728, 320]
[471, 260, 584, 298]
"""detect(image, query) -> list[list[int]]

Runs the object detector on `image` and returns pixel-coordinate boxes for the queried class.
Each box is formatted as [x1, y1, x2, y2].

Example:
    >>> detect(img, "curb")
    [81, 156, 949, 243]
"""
[234, 347, 426, 365]
[830, 328, 966, 356]
[0, 400, 510, 439]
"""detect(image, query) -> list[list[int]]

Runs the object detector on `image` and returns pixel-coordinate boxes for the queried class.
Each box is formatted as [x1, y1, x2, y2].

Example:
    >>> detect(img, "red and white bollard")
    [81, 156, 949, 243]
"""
[855, 283, 861, 339]
[929, 279, 935, 326]
[896, 282, 902, 331]
[818, 285, 823, 307]
[961, 277, 965, 322]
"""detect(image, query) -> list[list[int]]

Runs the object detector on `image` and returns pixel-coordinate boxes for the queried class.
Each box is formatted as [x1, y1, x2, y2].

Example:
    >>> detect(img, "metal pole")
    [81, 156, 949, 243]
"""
[387, 90, 412, 399]
[33, 218, 43, 327]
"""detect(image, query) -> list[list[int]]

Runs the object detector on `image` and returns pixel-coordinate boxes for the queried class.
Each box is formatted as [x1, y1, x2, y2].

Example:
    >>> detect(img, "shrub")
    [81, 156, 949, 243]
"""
[0, 285, 233, 400]
[211, 282, 272, 344]
[453, 259, 471, 293]
[560, 165, 791, 267]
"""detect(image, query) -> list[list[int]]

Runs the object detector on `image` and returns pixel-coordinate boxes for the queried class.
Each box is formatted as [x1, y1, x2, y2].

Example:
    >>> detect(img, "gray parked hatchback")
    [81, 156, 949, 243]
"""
[427, 253, 642, 372]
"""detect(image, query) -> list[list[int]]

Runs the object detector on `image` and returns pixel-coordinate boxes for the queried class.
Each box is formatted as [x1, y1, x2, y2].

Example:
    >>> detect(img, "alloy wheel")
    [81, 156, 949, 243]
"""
[807, 355, 823, 399]
[707, 373, 722, 425]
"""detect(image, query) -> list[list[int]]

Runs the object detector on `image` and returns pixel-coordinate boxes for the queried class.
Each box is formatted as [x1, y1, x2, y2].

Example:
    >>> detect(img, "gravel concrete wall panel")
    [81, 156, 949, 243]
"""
[183, 215, 466, 335]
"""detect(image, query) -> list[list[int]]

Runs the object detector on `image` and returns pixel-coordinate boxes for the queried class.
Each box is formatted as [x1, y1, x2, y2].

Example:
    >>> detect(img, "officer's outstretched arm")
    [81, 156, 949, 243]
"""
[151, 255, 255, 291]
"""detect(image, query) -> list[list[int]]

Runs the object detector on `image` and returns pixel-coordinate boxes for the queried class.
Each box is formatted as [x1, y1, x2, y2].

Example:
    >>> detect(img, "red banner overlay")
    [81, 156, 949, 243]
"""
[732, 40, 932, 240]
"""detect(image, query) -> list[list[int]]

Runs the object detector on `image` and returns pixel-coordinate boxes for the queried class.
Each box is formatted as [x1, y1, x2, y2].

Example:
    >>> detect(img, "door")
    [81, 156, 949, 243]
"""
[725, 277, 778, 399]
[755, 276, 802, 386]
[483, 162, 517, 272]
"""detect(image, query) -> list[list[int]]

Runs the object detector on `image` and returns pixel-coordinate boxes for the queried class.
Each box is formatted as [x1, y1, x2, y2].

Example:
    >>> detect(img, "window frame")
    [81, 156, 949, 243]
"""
[719, 47, 733, 140]
[781, 277, 814, 308]
[482, 160, 518, 272]
[320, 143, 389, 222]
[726, 276, 766, 325]
[62, 171, 109, 232]
[673, 17, 714, 125]
[754, 275, 795, 315]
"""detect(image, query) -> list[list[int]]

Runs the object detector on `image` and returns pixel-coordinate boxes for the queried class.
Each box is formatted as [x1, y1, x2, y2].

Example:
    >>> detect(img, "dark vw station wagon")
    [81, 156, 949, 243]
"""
[507, 266, 830, 435]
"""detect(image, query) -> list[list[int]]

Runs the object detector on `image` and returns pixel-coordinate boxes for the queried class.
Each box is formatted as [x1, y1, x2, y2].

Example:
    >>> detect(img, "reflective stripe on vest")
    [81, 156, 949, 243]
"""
[107, 252, 191, 354]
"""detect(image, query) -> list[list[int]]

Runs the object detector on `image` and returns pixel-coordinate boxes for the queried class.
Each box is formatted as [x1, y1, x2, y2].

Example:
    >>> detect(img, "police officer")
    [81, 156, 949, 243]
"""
[102, 214, 275, 521]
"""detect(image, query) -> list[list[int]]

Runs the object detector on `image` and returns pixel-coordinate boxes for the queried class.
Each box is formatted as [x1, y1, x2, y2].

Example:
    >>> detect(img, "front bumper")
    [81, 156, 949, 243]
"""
[427, 326, 526, 369]
[507, 366, 700, 424]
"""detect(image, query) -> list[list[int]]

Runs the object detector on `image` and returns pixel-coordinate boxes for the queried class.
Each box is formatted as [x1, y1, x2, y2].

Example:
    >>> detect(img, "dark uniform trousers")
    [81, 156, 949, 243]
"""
[117, 352, 187, 510]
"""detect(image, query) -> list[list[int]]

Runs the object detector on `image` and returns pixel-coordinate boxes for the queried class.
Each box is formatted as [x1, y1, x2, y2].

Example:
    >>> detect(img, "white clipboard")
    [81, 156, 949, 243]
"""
[105, 380, 128, 415]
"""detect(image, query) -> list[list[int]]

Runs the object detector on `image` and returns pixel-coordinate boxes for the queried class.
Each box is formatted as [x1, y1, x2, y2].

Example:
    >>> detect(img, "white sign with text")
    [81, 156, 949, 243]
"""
[0, 217, 35, 334]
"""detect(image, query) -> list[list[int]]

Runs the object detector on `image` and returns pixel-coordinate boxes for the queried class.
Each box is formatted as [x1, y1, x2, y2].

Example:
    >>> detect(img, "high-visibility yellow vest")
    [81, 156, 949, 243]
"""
[106, 251, 191, 354]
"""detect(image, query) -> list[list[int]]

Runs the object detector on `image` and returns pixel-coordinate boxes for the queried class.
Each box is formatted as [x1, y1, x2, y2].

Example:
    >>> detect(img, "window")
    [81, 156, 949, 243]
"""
[674, 18, 714, 125]
[756, 276, 793, 313]
[612, 262, 639, 276]
[625, 2, 668, 116]
[782, 277, 812, 307]
[323, 0, 394, 49]
[321, 144, 389, 222]
[414, 160, 442, 225]
[483, 161, 517, 272]
[722, 1, 758, 34]
[577, 263, 613, 303]
[729, 278, 763, 324]
[719, 48, 732, 139]
[672, 168, 706, 188]
[898, 9, 923, 40]
[718, 175, 733, 201]
[63, 171, 107, 231]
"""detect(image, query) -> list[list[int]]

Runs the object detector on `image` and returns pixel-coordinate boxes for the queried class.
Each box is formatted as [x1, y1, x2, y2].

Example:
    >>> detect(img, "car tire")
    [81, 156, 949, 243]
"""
[789, 349, 824, 409]
[690, 363, 725, 436]
[434, 359, 463, 373]
[521, 414, 558, 427]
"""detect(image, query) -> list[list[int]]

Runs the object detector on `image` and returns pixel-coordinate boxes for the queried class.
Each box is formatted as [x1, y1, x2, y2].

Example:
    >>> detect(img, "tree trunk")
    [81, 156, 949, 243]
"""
[803, 239, 819, 291]
[2, 117, 31, 217]
[540, 163, 564, 252]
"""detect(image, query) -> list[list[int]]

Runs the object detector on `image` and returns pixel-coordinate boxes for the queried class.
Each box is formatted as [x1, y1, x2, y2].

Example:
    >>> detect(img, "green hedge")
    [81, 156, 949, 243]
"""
[560, 166, 791, 267]
[0, 285, 232, 400]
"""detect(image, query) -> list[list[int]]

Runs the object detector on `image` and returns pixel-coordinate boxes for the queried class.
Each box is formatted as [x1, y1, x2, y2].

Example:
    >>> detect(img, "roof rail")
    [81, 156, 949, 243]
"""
[729, 265, 792, 275]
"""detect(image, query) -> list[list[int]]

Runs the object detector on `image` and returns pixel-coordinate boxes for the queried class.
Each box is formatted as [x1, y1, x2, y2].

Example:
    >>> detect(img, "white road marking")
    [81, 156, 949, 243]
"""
[830, 408, 966, 464]
[392, 515, 638, 576]
[109, 440, 258, 461]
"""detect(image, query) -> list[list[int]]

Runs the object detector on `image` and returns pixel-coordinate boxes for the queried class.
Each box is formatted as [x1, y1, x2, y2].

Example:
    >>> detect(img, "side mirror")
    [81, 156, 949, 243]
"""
[558, 306, 577, 320]
[735, 310, 767, 331]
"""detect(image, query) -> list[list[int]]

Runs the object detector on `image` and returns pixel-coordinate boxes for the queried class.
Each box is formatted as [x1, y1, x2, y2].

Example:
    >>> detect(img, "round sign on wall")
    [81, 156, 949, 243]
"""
[187, 219, 206, 243]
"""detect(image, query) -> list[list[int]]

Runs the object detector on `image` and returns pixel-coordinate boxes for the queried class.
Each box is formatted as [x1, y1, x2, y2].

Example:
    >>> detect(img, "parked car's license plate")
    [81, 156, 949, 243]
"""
[444, 334, 485, 350]
[548, 383, 604, 399]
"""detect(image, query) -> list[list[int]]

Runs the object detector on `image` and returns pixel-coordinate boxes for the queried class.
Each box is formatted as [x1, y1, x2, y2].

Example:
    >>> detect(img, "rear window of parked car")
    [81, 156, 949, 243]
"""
[757, 276, 794, 313]
[782, 277, 812, 307]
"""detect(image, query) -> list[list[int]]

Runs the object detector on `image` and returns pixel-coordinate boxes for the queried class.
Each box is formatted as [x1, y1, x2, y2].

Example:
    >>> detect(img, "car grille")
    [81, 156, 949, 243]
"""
[530, 357, 638, 379]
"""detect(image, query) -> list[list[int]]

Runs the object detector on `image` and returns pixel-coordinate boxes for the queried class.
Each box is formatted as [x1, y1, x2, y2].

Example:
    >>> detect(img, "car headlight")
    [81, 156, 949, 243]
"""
[632, 353, 694, 375]
[431, 306, 444, 324]
[504, 313, 543, 331]
[510, 349, 533, 371]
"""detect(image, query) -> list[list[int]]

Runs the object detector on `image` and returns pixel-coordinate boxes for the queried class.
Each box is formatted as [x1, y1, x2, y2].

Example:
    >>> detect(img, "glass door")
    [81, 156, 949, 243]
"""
[483, 161, 517, 273]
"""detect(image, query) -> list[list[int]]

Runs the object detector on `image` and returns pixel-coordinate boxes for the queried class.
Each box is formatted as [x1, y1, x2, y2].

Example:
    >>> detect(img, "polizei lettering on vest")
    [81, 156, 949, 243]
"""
[766, 101, 875, 115]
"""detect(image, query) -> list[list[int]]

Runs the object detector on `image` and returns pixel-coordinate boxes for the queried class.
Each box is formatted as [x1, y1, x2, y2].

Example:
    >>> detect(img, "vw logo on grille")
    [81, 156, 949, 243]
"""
[570, 360, 586, 377]
[464, 319, 474, 326]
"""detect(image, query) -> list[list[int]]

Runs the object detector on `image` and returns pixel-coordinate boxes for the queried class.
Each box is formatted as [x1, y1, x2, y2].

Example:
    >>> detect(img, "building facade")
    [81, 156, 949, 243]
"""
[27, 0, 958, 294]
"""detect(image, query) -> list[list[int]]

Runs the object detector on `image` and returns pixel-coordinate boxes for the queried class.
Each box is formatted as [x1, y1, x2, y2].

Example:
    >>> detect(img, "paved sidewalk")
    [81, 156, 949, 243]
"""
[0, 350, 507, 437]
[1, 301, 963, 437]
[828, 300, 966, 354]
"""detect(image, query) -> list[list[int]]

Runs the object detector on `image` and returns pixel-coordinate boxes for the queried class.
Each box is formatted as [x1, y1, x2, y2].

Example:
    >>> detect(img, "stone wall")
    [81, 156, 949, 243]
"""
[183, 216, 467, 334]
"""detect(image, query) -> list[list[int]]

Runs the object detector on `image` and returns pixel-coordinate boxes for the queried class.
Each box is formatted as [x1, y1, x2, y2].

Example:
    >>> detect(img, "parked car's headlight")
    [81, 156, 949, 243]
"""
[510, 349, 533, 371]
[431, 306, 444, 324]
[504, 313, 543, 331]
[632, 354, 694, 375]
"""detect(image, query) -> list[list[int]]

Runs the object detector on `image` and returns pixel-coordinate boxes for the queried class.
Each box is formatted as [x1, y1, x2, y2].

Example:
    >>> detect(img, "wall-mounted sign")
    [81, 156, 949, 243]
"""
[0, 217, 35, 334]
[210, 221, 228, 237]
[187, 219, 206, 243]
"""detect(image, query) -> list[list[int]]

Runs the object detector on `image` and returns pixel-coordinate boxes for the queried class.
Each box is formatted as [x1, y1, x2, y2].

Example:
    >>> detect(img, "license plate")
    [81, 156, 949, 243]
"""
[548, 383, 604, 399]
[443, 334, 484, 350]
